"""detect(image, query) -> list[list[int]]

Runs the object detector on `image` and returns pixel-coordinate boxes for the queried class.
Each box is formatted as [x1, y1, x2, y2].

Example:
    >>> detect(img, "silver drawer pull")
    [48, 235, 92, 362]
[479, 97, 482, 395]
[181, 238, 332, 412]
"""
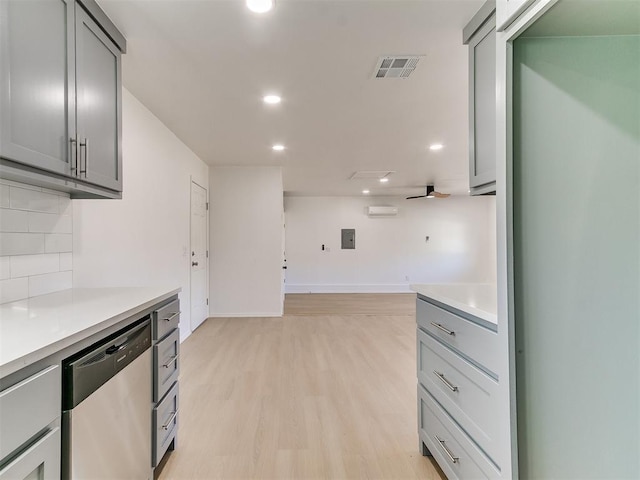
[434, 371, 458, 392]
[163, 312, 179, 322]
[162, 354, 180, 368]
[435, 435, 459, 464]
[430, 322, 455, 336]
[162, 410, 179, 430]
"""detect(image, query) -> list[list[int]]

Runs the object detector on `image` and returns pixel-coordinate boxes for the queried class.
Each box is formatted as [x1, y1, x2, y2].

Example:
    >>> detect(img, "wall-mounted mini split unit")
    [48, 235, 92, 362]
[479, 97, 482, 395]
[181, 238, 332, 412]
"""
[367, 206, 398, 217]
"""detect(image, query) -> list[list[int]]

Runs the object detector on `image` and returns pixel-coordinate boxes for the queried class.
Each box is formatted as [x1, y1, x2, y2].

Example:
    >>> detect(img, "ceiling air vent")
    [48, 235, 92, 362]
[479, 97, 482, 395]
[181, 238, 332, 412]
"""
[373, 56, 423, 79]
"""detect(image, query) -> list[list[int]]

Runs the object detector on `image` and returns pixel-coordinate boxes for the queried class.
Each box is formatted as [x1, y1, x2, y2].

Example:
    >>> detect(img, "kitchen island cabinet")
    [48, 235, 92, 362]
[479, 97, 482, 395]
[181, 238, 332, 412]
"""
[412, 284, 508, 479]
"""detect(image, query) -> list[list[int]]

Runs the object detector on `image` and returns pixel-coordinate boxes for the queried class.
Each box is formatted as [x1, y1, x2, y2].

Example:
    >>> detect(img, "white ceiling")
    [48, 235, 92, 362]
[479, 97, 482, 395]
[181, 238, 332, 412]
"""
[97, 0, 484, 197]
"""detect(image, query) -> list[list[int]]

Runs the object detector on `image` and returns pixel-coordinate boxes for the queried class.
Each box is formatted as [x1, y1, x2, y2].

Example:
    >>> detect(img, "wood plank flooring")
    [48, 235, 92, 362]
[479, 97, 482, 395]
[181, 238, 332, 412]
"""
[158, 293, 445, 479]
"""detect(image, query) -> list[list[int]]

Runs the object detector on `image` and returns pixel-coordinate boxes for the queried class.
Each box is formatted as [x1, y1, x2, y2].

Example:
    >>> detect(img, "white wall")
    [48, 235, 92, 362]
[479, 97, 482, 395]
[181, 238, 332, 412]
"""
[209, 167, 283, 317]
[0, 182, 72, 303]
[284, 195, 496, 292]
[73, 88, 209, 342]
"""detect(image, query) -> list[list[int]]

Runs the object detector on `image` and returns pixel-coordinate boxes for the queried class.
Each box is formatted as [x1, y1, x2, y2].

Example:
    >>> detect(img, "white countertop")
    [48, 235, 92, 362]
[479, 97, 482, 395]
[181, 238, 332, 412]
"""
[411, 284, 497, 325]
[0, 287, 180, 378]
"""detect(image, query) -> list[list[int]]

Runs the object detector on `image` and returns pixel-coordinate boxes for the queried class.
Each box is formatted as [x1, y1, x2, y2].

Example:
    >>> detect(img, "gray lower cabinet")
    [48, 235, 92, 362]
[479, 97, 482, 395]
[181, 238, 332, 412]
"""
[151, 297, 181, 468]
[416, 296, 500, 479]
[0, 365, 61, 480]
[464, 1, 497, 195]
[0, 0, 124, 198]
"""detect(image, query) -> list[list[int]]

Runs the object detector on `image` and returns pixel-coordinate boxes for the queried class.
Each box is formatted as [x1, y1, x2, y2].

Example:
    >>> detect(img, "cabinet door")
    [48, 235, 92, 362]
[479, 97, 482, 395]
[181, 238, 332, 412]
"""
[0, 0, 75, 176]
[469, 16, 496, 192]
[75, 6, 122, 192]
[0, 427, 60, 480]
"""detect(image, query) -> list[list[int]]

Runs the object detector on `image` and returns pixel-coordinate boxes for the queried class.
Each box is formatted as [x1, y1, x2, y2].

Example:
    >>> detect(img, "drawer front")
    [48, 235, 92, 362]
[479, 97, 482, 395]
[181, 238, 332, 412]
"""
[0, 426, 60, 480]
[0, 365, 60, 460]
[153, 381, 179, 467]
[417, 298, 499, 375]
[153, 298, 180, 341]
[153, 328, 180, 402]
[418, 329, 500, 463]
[418, 384, 499, 480]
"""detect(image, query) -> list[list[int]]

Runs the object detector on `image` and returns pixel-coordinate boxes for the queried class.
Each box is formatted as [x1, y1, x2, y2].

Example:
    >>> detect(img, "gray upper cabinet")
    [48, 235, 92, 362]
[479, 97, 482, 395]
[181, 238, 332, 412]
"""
[75, 6, 122, 192]
[0, 0, 75, 177]
[0, 0, 125, 198]
[464, 1, 496, 196]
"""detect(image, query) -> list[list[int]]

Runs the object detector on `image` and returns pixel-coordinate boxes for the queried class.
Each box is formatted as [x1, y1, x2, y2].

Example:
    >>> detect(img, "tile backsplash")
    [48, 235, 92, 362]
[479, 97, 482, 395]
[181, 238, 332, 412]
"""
[0, 180, 72, 303]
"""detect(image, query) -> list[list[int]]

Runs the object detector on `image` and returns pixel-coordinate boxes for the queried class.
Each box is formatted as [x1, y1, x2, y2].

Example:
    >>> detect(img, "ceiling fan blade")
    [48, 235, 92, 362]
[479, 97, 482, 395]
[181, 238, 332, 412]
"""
[405, 194, 427, 200]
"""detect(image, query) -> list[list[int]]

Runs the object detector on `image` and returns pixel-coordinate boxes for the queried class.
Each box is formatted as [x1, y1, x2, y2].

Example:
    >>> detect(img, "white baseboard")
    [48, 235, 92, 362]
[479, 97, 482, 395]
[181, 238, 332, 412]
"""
[285, 284, 412, 294]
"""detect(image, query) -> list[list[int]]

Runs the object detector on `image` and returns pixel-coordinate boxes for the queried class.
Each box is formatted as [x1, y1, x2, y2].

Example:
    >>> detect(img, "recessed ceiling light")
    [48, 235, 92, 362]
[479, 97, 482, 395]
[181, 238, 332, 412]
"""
[272, 144, 285, 151]
[429, 143, 444, 151]
[379, 178, 389, 183]
[246, 0, 274, 13]
[362, 190, 370, 194]
[263, 95, 281, 105]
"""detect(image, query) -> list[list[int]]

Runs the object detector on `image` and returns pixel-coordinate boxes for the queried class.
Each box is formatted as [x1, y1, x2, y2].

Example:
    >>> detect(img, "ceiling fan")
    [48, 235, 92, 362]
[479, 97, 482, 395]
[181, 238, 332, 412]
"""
[406, 185, 450, 200]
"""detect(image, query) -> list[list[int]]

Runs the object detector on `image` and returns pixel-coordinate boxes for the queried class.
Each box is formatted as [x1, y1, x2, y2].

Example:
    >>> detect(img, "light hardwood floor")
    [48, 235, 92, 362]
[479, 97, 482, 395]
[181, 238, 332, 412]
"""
[158, 293, 445, 479]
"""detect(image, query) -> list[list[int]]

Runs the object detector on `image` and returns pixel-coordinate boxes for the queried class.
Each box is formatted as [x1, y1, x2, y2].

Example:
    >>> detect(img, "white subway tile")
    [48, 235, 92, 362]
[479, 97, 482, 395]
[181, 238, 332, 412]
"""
[10, 187, 59, 213]
[10, 253, 60, 278]
[59, 196, 72, 216]
[0, 185, 9, 208]
[0, 257, 10, 280]
[0, 209, 29, 232]
[28, 271, 72, 297]
[59, 252, 73, 271]
[0, 277, 28, 304]
[0, 233, 45, 256]
[44, 233, 72, 253]
[28, 212, 72, 234]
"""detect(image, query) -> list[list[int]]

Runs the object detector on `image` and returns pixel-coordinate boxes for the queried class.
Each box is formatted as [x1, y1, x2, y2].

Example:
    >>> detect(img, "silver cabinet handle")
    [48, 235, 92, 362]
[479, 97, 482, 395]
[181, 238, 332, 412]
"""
[163, 312, 179, 322]
[79, 138, 88, 177]
[162, 409, 179, 430]
[430, 322, 455, 336]
[162, 354, 179, 368]
[434, 371, 458, 392]
[435, 435, 459, 464]
[69, 137, 78, 173]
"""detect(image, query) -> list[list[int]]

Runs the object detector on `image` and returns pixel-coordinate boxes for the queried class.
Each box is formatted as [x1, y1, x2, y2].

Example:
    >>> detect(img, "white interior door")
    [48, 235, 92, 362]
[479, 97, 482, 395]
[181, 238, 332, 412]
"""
[281, 212, 286, 307]
[190, 181, 208, 331]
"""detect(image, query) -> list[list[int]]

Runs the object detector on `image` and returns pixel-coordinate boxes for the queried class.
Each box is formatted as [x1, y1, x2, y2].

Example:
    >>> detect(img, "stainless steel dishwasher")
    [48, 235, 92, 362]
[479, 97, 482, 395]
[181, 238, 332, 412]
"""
[62, 318, 152, 480]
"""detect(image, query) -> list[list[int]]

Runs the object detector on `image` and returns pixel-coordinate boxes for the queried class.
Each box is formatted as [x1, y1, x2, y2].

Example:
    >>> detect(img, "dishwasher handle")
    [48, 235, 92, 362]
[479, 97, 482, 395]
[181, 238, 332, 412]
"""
[105, 325, 147, 355]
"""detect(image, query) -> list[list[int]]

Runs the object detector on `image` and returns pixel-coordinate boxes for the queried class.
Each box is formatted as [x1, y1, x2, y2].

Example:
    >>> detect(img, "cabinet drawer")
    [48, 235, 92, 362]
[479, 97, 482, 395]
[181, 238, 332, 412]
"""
[417, 298, 499, 375]
[0, 426, 60, 480]
[417, 329, 500, 464]
[153, 328, 179, 402]
[0, 365, 60, 460]
[152, 298, 180, 342]
[418, 384, 499, 480]
[153, 381, 178, 467]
